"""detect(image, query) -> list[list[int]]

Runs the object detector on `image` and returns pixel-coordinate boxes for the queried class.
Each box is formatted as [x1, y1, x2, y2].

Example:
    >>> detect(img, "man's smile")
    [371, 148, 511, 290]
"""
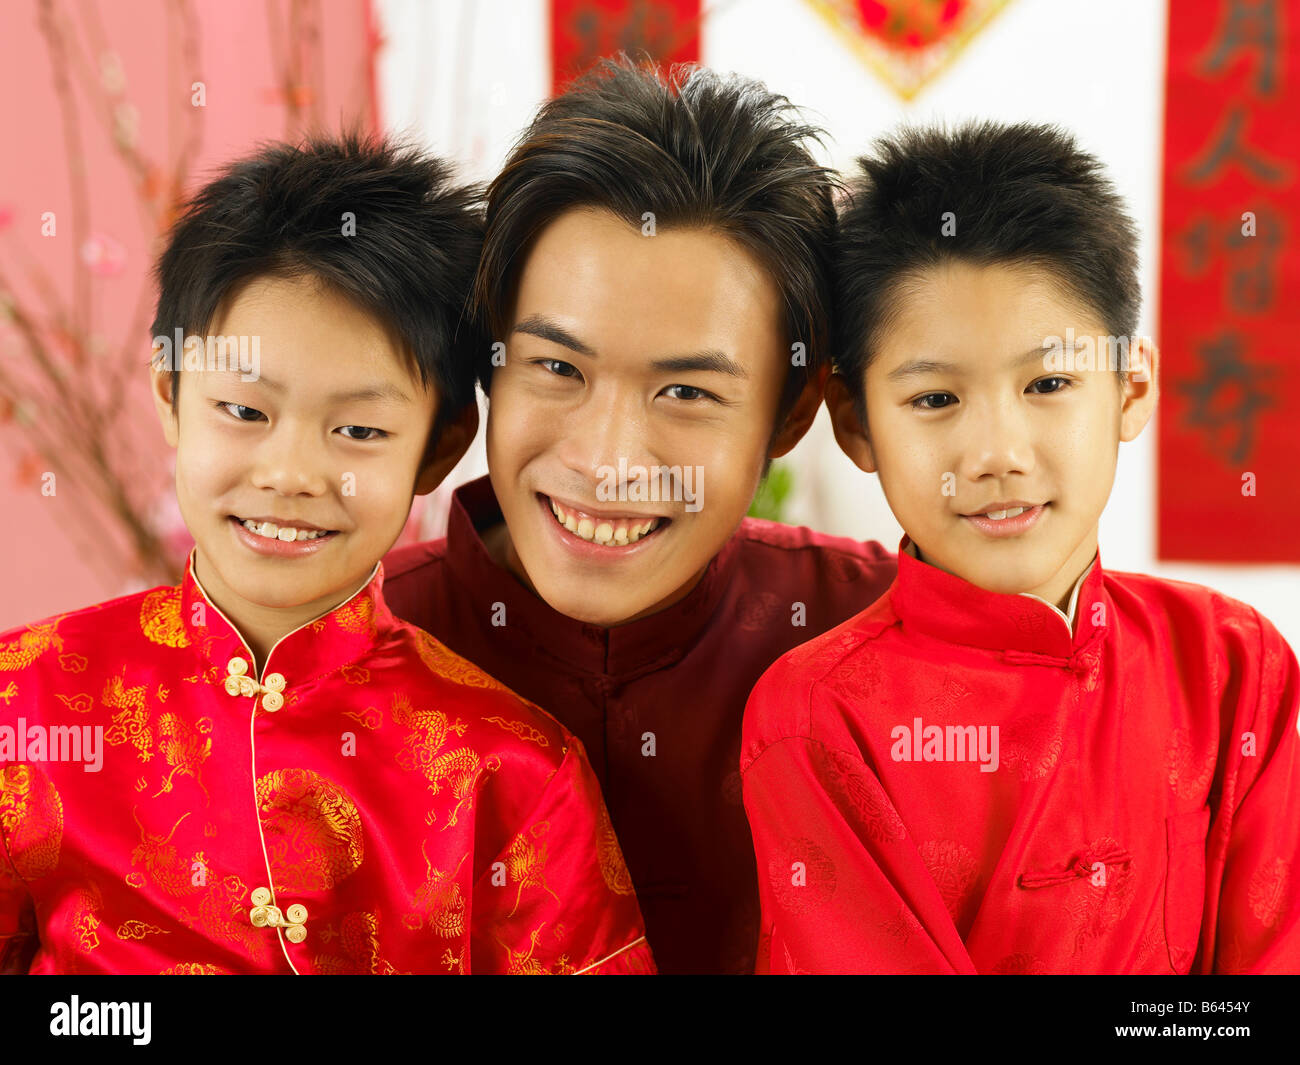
[538, 492, 671, 549]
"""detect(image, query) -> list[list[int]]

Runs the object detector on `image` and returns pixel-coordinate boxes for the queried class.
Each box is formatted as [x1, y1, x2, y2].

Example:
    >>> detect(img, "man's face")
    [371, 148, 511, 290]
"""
[829, 260, 1155, 610]
[485, 206, 791, 626]
[152, 273, 446, 624]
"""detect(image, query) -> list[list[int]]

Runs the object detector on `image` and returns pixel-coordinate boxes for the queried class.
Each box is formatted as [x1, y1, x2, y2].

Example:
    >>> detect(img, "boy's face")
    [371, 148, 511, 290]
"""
[151, 274, 467, 626]
[485, 206, 818, 627]
[828, 260, 1156, 610]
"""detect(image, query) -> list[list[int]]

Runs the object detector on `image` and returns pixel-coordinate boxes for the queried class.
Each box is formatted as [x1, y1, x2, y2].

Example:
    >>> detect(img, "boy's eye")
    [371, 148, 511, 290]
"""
[219, 402, 265, 422]
[1028, 376, 1072, 394]
[337, 425, 387, 441]
[911, 392, 957, 411]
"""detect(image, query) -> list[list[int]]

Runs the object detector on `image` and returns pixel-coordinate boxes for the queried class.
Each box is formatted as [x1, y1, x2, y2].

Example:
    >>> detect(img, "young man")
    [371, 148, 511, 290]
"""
[0, 135, 652, 975]
[742, 121, 1300, 974]
[382, 59, 897, 974]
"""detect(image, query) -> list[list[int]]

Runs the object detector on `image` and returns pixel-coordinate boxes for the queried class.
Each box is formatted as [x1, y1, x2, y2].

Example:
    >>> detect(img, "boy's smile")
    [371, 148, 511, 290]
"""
[829, 260, 1156, 613]
[151, 274, 454, 664]
[483, 206, 794, 627]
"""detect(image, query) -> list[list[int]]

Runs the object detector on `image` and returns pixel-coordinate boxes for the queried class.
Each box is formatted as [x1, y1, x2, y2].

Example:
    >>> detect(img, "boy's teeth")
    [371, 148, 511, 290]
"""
[984, 507, 1026, 521]
[241, 518, 330, 542]
[547, 497, 660, 545]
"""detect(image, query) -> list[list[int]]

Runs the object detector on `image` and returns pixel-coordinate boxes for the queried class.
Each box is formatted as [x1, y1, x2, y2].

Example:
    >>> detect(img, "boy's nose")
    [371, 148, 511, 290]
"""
[250, 425, 331, 496]
[960, 404, 1035, 481]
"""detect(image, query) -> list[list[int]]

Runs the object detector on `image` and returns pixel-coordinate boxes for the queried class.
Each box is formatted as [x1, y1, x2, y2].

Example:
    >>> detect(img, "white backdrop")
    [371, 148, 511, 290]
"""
[376, 0, 1300, 650]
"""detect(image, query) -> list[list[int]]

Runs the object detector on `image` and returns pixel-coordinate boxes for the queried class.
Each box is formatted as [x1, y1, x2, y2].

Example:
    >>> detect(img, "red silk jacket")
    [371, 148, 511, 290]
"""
[743, 540, 1300, 974]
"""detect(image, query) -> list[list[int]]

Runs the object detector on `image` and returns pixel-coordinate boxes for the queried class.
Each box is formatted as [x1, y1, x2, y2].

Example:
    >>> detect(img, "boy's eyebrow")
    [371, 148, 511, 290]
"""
[886, 345, 1061, 381]
[513, 313, 747, 378]
[216, 369, 412, 404]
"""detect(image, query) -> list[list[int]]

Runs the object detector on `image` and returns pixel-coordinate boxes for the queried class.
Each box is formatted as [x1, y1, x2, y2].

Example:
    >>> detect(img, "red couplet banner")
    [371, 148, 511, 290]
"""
[1159, 0, 1300, 562]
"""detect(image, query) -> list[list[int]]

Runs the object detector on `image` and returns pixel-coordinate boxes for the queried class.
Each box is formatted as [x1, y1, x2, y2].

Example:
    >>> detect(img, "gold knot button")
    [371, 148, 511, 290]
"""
[285, 925, 307, 944]
[285, 904, 308, 925]
[227, 657, 248, 677]
[262, 691, 284, 712]
[263, 672, 286, 692]
[250, 887, 272, 907]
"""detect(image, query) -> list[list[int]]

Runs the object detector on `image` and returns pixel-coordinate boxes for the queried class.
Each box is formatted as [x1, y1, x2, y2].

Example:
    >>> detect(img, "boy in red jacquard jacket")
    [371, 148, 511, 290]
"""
[742, 121, 1299, 975]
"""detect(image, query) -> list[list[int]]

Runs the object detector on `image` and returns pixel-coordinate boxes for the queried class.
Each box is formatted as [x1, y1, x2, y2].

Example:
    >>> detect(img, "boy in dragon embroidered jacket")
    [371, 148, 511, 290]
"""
[0, 134, 652, 975]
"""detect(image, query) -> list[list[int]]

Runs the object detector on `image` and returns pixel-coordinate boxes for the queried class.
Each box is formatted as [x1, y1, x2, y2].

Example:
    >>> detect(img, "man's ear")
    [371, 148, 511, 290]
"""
[768, 364, 831, 459]
[1119, 337, 1159, 443]
[824, 372, 877, 473]
[414, 400, 480, 496]
[149, 357, 180, 448]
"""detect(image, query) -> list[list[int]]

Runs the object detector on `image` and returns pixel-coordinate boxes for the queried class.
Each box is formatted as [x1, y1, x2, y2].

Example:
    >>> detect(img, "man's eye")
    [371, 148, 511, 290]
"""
[219, 402, 265, 422]
[661, 384, 712, 402]
[337, 425, 387, 441]
[537, 358, 580, 379]
[911, 392, 956, 410]
[1028, 376, 1072, 394]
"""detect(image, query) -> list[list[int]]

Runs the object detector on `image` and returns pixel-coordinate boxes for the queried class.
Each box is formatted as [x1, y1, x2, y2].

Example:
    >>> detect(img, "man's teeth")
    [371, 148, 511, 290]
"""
[982, 507, 1027, 521]
[548, 498, 661, 545]
[240, 518, 331, 542]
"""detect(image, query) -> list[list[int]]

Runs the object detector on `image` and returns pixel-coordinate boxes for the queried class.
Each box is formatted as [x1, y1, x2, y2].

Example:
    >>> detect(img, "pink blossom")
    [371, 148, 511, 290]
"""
[81, 233, 127, 277]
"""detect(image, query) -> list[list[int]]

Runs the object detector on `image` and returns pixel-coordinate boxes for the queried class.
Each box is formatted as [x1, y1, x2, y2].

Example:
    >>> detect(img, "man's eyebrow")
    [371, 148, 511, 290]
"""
[650, 351, 748, 379]
[886, 345, 1062, 381]
[513, 315, 746, 379]
[214, 369, 411, 404]
[512, 314, 595, 357]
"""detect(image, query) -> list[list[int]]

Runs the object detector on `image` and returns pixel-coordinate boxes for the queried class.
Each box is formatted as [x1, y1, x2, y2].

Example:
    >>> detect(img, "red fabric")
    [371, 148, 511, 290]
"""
[742, 539, 1300, 974]
[550, 0, 701, 96]
[1158, 0, 1300, 561]
[381, 475, 897, 973]
[0, 552, 652, 975]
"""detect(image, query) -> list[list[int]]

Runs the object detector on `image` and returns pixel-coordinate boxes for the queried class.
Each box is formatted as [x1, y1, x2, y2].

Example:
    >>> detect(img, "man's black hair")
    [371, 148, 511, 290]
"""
[475, 56, 840, 425]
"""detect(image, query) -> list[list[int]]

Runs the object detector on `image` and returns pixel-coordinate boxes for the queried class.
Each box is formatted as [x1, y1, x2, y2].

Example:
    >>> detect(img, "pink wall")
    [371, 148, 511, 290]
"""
[0, 0, 377, 630]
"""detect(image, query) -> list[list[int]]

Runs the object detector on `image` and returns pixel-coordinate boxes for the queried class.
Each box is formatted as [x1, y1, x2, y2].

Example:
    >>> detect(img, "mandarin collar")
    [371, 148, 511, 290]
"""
[180, 549, 391, 695]
[445, 476, 740, 678]
[891, 536, 1109, 662]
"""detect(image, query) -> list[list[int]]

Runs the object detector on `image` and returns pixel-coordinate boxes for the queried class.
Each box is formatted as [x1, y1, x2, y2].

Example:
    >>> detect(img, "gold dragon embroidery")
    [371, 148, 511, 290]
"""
[390, 692, 500, 829]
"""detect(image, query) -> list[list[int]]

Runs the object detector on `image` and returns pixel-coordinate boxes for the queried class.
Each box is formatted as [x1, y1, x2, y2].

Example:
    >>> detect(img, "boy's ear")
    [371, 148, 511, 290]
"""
[1119, 337, 1159, 443]
[768, 364, 831, 459]
[824, 372, 877, 473]
[414, 400, 479, 496]
[149, 358, 180, 448]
